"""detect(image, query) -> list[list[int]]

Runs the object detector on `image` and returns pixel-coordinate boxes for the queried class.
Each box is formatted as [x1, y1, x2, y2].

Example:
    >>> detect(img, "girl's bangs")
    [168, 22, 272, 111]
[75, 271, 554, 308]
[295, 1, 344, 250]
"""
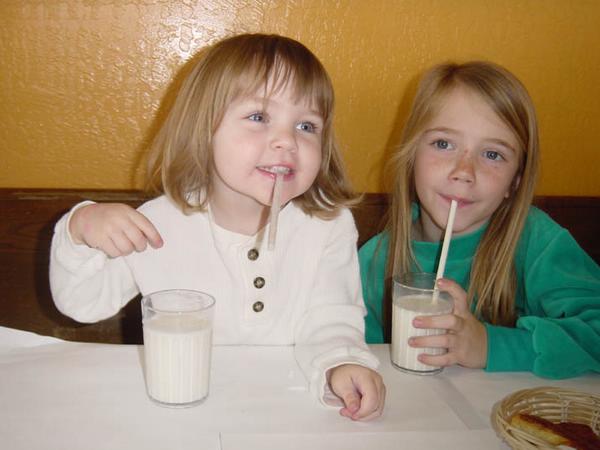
[230, 55, 332, 117]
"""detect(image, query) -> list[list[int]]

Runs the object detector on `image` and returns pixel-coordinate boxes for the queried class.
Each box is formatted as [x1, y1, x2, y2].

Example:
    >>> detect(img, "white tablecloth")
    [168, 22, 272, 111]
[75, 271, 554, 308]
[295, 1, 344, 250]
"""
[1, 326, 598, 450]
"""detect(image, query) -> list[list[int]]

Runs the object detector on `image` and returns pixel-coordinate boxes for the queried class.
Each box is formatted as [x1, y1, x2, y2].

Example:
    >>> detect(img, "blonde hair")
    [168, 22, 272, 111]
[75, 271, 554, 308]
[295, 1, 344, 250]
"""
[146, 33, 358, 218]
[383, 61, 539, 332]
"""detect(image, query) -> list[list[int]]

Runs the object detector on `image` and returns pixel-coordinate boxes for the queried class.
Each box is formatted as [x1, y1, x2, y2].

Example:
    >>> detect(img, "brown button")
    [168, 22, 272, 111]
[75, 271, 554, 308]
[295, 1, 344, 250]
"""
[252, 301, 264, 312]
[253, 277, 265, 289]
[247, 249, 259, 260]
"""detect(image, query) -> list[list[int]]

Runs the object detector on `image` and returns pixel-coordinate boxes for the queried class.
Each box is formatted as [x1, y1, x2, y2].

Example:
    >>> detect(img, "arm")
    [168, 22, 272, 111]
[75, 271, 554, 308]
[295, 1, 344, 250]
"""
[358, 233, 389, 344]
[293, 209, 384, 420]
[49, 201, 161, 323]
[486, 228, 600, 378]
[414, 229, 600, 377]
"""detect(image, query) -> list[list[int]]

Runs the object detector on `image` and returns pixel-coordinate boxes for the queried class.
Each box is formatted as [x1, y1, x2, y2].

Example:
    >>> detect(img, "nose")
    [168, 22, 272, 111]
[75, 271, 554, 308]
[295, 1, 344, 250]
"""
[270, 126, 297, 153]
[449, 151, 475, 183]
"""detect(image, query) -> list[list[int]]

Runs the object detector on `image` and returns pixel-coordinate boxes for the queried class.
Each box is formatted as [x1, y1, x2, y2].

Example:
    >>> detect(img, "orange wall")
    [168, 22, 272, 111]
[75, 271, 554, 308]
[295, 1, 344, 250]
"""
[1, 0, 599, 195]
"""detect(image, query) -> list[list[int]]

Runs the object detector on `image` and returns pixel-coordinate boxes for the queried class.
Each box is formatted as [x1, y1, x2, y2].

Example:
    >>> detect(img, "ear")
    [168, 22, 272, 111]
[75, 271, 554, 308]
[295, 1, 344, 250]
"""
[505, 174, 521, 198]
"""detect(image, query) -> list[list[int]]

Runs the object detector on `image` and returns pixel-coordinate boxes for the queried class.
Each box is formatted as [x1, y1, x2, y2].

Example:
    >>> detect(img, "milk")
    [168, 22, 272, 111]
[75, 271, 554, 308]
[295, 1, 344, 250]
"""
[143, 314, 213, 406]
[391, 294, 453, 374]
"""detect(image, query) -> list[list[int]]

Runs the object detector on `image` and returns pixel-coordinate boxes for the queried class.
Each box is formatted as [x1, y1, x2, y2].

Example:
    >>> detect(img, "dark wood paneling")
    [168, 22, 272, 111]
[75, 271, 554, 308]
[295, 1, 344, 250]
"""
[0, 190, 148, 344]
[1, 189, 598, 344]
[532, 195, 600, 264]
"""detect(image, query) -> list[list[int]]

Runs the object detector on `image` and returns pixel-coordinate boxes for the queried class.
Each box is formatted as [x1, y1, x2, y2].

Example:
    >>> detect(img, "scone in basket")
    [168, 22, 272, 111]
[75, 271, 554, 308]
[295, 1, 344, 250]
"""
[492, 386, 600, 449]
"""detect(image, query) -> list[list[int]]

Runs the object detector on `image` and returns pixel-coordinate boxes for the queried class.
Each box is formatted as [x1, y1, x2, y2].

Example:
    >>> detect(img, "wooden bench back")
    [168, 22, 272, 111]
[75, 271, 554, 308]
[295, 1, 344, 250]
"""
[1, 189, 598, 344]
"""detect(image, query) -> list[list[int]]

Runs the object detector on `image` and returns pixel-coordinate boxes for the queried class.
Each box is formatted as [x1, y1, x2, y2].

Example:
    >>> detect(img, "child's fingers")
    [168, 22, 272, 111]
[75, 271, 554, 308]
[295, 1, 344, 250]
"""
[329, 365, 385, 421]
[129, 212, 163, 249]
[418, 351, 455, 367]
[107, 213, 162, 255]
[350, 392, 376, 420]
[121, 222, 154, 253]
[93, 234, 143, 257]
[409, 333, 453, 349]
[351, 382, 385, 421]
[349, 373, 385, 421]
[414, 313, 462, 331]
[336, 389, 361, 417]
[354, 407, 384, 422]
[113, 231, 146, 257]
[101, 236, 125, 259]
[437, 278, 469, 314]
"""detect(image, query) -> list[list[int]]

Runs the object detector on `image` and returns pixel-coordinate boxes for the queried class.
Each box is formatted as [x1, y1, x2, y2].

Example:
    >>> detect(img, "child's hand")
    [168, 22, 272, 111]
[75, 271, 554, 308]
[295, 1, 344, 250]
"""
[69, 203, 163, 258]
[410, 278, 488, 369]
[327, 364, 386, 421]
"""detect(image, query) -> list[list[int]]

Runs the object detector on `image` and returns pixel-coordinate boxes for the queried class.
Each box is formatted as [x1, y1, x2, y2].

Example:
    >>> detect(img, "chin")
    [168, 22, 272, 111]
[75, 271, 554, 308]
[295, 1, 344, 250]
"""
[454, 222, 482, 236]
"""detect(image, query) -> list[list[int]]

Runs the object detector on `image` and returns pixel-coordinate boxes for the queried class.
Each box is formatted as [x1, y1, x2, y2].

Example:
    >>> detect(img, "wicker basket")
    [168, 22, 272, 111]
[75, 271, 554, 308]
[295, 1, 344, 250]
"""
[492, 386, 600, 449]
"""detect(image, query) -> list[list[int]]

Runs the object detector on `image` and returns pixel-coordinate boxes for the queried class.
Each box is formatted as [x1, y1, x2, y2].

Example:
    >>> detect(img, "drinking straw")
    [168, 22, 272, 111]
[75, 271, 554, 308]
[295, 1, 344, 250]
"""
[267, 169, 286, 250]
[433, 199, 458, 302]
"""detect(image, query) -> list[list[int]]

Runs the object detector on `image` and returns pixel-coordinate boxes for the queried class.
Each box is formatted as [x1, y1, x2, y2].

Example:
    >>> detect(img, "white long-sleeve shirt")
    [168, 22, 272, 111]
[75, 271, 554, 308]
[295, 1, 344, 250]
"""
[50, 195, 379, 404]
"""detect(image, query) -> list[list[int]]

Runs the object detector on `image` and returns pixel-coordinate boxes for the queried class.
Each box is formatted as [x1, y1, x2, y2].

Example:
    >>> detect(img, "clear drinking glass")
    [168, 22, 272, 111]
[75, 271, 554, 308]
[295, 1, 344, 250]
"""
[141, 289, 215, 407]
[390, 272, 453, 375]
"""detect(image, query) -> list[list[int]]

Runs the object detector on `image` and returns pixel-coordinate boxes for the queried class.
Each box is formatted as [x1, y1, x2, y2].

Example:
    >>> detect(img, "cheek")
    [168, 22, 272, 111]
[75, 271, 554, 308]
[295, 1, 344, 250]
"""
[211, 147, 231, 177]
[295, 151, 322, 197]
[303, 142, 323, 171]
[414, 152, 438, 185]
[303, 160, 322, 189]
[484, 165, 519, 198]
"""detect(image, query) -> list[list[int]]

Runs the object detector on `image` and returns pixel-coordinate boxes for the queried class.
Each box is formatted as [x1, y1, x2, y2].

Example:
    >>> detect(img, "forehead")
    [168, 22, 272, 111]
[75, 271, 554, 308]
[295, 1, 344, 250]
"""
[428, 87, 519, 149]
[232, 64, 324, 113]
[236, 83, 319, 113]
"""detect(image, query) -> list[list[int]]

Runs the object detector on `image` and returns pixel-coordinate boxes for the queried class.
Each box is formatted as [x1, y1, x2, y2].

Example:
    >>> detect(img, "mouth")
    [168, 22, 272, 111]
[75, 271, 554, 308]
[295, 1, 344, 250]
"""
[257, 165, 293, 177]
[441, 194, 473, 207]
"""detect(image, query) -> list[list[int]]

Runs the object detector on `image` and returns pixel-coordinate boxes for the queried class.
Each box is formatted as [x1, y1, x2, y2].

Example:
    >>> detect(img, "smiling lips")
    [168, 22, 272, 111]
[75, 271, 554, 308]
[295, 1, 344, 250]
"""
[258, 165, 292, 178]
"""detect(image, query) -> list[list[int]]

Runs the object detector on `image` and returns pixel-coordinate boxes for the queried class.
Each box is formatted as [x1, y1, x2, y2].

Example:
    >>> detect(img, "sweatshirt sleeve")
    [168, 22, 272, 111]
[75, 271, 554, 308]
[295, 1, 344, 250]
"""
[293, 209, 380, 407]
[49, 202, 139, 323]
[358, 233, 388, 344]
[485, 219, 600, 378]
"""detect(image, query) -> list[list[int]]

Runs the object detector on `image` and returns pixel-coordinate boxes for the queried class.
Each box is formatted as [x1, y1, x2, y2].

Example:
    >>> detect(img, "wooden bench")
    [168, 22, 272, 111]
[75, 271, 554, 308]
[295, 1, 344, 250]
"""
[1, 188, 598, 344]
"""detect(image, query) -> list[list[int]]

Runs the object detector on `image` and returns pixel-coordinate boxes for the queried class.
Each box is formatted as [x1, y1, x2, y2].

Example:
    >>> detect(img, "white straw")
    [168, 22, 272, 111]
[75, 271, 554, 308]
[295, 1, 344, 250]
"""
[433, 199, 458, 302]
[267, 171, 285, 250]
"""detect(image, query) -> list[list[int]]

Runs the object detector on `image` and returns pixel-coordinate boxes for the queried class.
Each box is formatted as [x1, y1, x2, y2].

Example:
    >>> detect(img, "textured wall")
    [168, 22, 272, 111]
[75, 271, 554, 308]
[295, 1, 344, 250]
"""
[1, 0, 599, 195]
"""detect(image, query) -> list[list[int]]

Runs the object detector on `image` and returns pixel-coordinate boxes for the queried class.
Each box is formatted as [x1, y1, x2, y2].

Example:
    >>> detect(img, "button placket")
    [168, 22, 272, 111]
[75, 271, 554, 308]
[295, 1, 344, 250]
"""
[244, 246, 268, 315]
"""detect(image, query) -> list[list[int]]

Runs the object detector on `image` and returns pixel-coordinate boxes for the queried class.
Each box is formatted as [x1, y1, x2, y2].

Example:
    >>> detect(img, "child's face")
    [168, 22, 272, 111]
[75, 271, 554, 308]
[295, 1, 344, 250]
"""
[210, 81, 323, 213]
[413, 86, 521, 241]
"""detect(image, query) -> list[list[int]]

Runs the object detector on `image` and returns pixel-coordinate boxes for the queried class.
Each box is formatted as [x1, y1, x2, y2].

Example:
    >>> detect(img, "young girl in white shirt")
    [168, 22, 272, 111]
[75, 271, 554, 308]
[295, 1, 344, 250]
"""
[50, 33, 385, 420]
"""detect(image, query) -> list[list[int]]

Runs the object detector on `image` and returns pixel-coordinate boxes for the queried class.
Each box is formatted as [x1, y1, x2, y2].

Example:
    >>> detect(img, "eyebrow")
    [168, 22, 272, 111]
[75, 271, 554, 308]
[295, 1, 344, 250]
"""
[423, 127, 517, 153]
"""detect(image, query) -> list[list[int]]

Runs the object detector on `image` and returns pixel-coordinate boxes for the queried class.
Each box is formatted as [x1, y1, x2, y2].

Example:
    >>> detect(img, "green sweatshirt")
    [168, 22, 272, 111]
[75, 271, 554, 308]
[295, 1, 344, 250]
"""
[359, 206, 600, 378]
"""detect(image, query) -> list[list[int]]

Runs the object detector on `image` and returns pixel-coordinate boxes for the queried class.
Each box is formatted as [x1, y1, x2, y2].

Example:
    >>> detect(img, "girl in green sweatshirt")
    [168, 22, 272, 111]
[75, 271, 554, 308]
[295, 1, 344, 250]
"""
[359, 61, 600, 378]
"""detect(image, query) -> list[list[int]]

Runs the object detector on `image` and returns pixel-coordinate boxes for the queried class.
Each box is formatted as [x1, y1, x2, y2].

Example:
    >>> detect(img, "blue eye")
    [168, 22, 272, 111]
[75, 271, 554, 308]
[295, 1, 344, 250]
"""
[433, 139, 452, 150]
[248, 112, 265, 122]
[297, 121, 317, 133]
[484, 150, 504, 161]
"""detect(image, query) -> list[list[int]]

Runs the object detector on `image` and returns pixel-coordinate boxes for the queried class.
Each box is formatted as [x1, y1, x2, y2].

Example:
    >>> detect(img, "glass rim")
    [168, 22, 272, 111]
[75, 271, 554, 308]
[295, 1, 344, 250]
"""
[393, 272, 438, 294]
[141, 289, 215, 314]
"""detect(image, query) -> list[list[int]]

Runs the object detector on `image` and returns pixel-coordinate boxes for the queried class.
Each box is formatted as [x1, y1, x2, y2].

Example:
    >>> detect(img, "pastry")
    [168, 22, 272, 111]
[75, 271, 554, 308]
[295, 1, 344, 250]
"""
[510, 413, 600, 450]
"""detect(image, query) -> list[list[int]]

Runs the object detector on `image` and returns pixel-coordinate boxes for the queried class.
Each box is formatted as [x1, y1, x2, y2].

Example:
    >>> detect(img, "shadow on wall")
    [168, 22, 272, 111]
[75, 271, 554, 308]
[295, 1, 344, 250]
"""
[374, 70, 422, 193]
[130, 45, 216, 189]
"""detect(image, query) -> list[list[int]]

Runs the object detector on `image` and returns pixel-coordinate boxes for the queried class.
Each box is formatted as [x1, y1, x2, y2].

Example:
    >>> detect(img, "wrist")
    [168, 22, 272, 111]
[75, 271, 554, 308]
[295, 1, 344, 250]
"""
[67, 202, 95, 245]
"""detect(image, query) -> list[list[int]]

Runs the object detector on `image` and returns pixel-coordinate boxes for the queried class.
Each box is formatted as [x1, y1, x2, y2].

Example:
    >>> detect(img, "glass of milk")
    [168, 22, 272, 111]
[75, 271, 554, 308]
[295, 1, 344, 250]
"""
[141, 289, 215, 407]
[390, 273, 453, 375]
